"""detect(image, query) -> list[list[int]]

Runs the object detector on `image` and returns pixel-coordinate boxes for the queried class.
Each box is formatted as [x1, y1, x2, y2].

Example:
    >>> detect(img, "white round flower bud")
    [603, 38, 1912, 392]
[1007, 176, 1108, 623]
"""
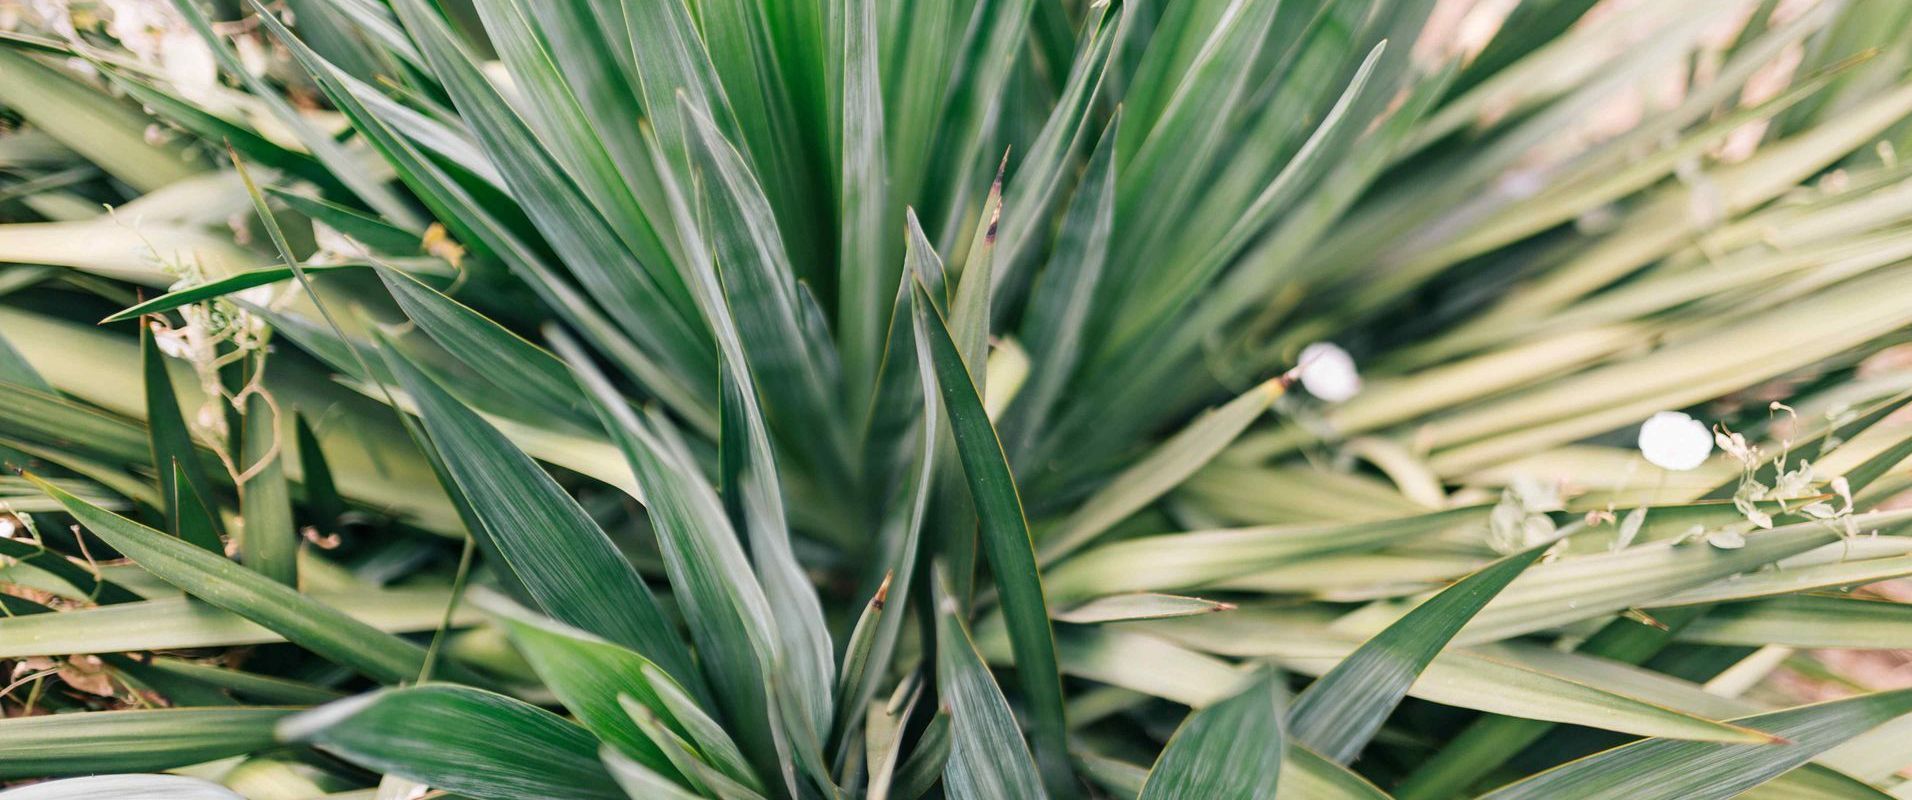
[1297, 342, 1361, 403]
[1638, 411, 1713, 471]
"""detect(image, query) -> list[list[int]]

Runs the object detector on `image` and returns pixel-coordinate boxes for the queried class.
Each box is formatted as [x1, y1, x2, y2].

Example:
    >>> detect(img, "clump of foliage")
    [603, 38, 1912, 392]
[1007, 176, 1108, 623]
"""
[3, 0, 1912, 798]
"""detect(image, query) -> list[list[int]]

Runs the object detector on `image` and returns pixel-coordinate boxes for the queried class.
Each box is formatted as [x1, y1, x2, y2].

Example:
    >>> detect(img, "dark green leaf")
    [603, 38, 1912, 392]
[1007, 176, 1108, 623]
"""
[142, 326, 224, 550]
[0, 708, 288, 778]
[106, 264, 364, 323]
[1138, 669, 1285, 800]
[1288, 542, 1554, 763]
[282, 684, 624, 800]
[479, 592, 704, 789]
[933, 564, 1048, 800]
[912, 279, 1069, 790]
[265, 187, 424, 254]
[378, 344, 697, 688]
[293, 412, 345, 534]
[28, 474, 438, 684]
[374, 262, 589, 426]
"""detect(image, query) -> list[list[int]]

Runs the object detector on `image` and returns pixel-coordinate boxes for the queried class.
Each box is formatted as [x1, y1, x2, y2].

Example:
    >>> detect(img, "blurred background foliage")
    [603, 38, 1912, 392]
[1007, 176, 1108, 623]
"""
[3, 0, 1912, 798]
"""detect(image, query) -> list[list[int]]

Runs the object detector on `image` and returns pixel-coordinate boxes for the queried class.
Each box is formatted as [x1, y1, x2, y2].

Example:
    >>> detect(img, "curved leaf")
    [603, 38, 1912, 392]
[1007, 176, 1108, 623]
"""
[28, 474, 441, 684]
[934, 564, 1049, 800]
[0, 774, 244, 800]
[1138, 669, 1285, 800]
[1289, 543, 1551, 762]
[912, 279, 1070, 789]
[282, 685, 623, 800]
[1479, 690, 1912, 800]
[379, 345, 696, 688]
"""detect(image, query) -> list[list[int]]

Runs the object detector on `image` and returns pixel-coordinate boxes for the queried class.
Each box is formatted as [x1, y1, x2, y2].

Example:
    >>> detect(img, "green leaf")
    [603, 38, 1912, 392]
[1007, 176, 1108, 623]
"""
[835, 254, 945, 759]
[1744, 765, 1898, 800]
[656, 90, 848, 790]
[1118, 615, 1769, 742]
[1843, 420, 1912, 496]
[619, 696, 772, 800]
[933, 564, 1049, 800]
[0, 536, 140, 606]
[0, 329, 52, 393]
[1038, 374, 1288, 563]
[1046, 506, 1491, 601]
[0, 49, 202, 191]
[478, 592, 701, 789]
[173, 0, 420, 227]
[912, 277, 1071, 791]
[636, 662, 760, 794]
[676, 95, 851, 494]
[465, 0, 680, 284]
[0, 774, 244, 800]
[1004, 110, 1118, 460]
[1281, 745, 1392, 800]
[922, 0, 1033, 251]
[1478, 690, 1912, 800]
[249, 0, 711, 426]
[105, 263, 365, 323]
[379, 344, 697, 688]
[140, 326, 224, 551]
[1445, 510, 1912, 644]
[551, 330, 793, 787]
[135, 656, 346, 706]
[602, 746, 705, 800]
[293, 412, 345, 535]
[0, 708, 288, 778]
[102, 71, 338, 193]
[1054, 593, 1236, 624]
[1288, 542, 1552, 763]
[238, 390, 297, 587]
[27, 474, 438, 684]
[265, 187, 424, 254]
[864, 682, 923, 800]
[1393, 606, 1709, 800]
[1675, 594, 1912, 650]
[832, 571, 894, 749]
[0, 587, 477, 658]
[282, 684, 624, 800]
[386, 0, 710, 392]
[835, 0, 891, 415]
[994, 3, 1120, 289]
[374, 262, 589, 426]
[1138, 669, 1285, 800]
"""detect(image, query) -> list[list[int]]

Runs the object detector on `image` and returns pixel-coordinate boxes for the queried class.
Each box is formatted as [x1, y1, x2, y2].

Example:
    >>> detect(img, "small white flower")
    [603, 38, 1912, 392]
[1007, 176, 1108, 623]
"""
[1638, 411, 1713, 471]
[1296, 342, 1361, 403]
[1715, 426, 1755, 465]
[149, 322, 192, 359]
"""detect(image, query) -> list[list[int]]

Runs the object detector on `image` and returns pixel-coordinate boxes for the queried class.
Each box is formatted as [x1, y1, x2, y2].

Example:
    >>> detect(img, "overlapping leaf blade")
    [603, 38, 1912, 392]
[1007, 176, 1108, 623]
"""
[912, 276, 1071, 793]
[282, 685, 625, 800]
[1479, 690, 1912, 800]
[377, 346, 695, 687]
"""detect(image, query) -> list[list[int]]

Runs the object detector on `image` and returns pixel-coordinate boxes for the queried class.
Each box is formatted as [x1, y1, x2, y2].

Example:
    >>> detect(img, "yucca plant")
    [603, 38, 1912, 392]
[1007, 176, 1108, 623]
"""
[4, 0, 1912, 797]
